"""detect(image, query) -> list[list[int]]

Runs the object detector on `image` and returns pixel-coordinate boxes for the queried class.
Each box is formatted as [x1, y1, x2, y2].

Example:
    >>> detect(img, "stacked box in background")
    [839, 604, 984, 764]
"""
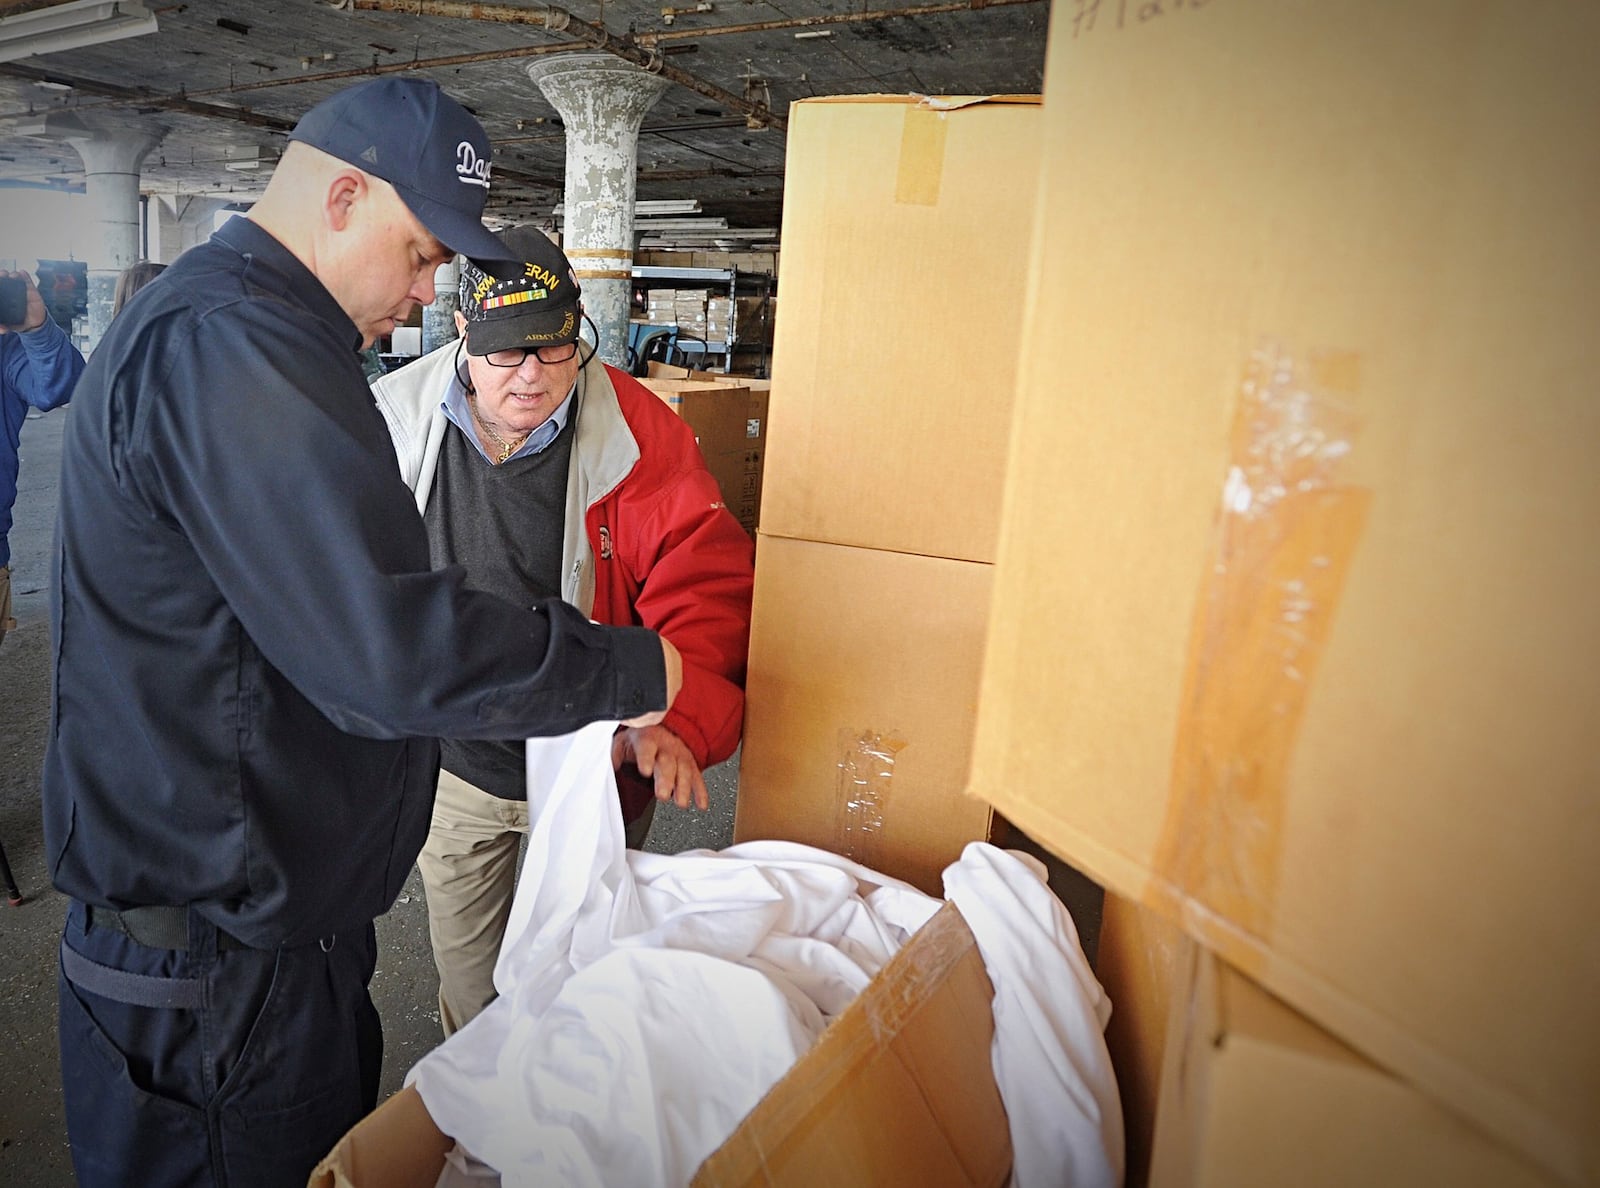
[644, 287, 677, 323]
[673, 290, 708, 337]
[640, 377, 767, 538]
[966, 2, 1599, 1184]
[733, 96, 1042, 896]
[705, 295, 732, 344]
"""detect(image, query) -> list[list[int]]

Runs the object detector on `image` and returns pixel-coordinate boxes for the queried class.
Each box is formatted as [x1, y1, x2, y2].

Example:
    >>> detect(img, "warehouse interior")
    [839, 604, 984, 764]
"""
[0, 1, 1596, 1186]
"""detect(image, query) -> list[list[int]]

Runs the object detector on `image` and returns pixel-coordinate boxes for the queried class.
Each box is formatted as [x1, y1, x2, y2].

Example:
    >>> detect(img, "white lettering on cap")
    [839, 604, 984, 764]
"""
[456, 141, 492, 190]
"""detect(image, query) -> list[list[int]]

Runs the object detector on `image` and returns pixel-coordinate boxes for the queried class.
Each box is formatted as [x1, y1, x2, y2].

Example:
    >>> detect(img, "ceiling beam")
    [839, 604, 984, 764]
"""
[630, 0, 1048, 47]
[351, 0, 785, 132]
[0, 59, 296, 131]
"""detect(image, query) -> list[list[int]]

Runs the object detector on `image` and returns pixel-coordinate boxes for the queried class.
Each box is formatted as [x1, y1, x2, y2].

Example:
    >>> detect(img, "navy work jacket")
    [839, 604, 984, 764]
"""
[43, 218, 663, 948]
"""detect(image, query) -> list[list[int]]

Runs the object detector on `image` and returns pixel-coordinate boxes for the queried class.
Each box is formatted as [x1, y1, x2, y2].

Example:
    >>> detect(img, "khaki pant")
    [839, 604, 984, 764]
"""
[417, 767, 655, 1036]
[0, 565, 14, 647]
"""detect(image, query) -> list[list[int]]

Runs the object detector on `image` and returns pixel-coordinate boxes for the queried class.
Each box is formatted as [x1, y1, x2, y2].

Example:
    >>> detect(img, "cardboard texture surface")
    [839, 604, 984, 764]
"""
[1095, 892, 1192, 1188]
[308, 1081, 451, 1188]
[735, 535, 997, 896]
[692, 902, 1009, 1188]
[759, 96, 1041, 563]
[1149, 951, 1557, 1188]
[641, 378, 768, 535]
[311, 905, 1007, 1188]
[966, 3, 1600, 1182]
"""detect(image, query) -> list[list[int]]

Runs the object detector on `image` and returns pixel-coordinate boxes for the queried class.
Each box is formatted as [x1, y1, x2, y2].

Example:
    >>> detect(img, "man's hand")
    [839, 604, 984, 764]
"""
[0, 271, 47, 334]
[612, 723, 709, 811]
[621, 634, 682, 730]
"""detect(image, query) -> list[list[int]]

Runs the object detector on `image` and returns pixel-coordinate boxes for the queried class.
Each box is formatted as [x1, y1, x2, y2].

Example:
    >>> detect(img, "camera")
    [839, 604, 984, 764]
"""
[0, 276, 30, 327]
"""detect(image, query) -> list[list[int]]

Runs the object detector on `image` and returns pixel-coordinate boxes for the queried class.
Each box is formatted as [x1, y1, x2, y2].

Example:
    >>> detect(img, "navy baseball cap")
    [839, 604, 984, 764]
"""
[458, 226, 583, 355]
[288, 77, 514, 262]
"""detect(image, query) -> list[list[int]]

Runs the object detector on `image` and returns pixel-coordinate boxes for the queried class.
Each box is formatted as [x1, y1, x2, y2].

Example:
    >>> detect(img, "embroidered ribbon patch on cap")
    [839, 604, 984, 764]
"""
[483, 289, 547, 310]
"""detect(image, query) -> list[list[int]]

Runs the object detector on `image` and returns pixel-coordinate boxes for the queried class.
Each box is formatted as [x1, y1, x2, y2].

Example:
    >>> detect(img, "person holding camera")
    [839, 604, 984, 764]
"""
[0, 268, 84, 646]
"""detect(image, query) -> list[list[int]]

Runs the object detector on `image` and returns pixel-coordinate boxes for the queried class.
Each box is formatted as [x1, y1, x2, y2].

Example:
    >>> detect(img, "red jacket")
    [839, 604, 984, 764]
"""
[585, 368, 755, 818]
[376, 350, 754, 821]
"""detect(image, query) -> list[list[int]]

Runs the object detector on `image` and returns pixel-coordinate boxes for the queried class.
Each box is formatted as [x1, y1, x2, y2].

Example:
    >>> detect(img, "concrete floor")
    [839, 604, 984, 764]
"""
[0, 404, 739, 1187]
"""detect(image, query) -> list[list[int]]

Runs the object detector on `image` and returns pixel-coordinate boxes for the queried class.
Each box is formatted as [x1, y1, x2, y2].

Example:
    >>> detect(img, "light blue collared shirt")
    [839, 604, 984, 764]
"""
[441, 364, 574, 464]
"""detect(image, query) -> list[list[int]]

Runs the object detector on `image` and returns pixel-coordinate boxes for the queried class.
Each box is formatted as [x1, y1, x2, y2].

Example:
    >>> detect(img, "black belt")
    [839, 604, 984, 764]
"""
[83, 904, 251, 952]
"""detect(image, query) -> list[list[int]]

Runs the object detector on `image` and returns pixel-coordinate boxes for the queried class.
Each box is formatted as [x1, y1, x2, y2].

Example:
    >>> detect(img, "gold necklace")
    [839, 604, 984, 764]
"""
[468, 392, 530, 464]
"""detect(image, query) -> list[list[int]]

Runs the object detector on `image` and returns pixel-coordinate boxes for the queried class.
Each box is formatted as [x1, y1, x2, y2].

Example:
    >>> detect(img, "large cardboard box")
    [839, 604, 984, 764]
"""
[735, 534, 996, 896]
[1149, 950, 1557, 1188]
[760, 95, 1041, 563]
[641, 378, 768, 536]
[966, 2, 1600, 1182]
[311, 904, 1009, 1188]
[1095, 892, 1192, 1188]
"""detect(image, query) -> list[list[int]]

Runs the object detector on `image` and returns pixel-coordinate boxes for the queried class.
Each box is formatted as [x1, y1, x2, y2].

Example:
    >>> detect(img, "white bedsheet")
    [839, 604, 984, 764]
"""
[409, 721, 1122, 1188]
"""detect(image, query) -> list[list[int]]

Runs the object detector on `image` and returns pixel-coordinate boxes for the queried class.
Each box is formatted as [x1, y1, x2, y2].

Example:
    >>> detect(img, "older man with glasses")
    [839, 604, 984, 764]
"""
[373, 226, 755, 1036]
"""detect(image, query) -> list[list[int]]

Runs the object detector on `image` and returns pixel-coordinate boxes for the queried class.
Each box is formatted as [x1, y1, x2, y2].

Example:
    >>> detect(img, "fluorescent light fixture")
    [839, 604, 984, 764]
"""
[0, 1, 159, 66]
[224, 147, 279, 172]
[553, 198, 702, 218]
[11, 110, 93, 138]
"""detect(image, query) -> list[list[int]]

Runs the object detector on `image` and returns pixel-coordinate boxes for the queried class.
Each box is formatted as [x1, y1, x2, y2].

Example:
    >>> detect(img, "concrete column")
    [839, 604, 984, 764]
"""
[527, 54, 669, 369]
[152, 194, 233, 262]
[65, 129, 161, 352]
[423, 255, 462, 353]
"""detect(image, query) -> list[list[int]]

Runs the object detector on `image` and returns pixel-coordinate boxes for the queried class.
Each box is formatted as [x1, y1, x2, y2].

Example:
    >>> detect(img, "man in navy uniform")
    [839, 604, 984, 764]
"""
[44, 76, 681, 1187]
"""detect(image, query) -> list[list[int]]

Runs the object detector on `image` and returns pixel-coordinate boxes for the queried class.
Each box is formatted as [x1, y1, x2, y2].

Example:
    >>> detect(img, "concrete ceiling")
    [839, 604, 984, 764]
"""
[0, 0, 1050, 241]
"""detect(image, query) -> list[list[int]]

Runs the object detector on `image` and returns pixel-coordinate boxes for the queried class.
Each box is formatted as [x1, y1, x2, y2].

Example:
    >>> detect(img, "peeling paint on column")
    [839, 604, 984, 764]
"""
[527, 54, 668, 369]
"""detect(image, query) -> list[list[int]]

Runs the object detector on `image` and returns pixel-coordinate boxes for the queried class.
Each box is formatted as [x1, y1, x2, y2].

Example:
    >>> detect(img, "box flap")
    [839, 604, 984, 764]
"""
[1151, 953, 1560, 1188]
[693, 902, 1011, 1187]
[309, 1083, 451, 1188]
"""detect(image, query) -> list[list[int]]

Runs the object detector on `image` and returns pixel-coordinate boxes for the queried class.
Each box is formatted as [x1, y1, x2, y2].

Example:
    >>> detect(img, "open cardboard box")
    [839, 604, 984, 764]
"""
[311, 903, 1011, 1188]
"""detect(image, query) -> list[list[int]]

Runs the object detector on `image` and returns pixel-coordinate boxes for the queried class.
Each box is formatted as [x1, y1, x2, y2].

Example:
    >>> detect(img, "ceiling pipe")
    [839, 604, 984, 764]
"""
[630, 0, 1047, 47]
[0, 59, 297, 131]
[183, 39, 585, 99]
[350, 0, 785, 131]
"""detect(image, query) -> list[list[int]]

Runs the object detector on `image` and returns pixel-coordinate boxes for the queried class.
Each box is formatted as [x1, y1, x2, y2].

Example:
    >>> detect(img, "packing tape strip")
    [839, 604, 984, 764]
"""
[1148, 341, 1369, 968]
[895, 104, 947, 207]
[835, 727, 907, 867]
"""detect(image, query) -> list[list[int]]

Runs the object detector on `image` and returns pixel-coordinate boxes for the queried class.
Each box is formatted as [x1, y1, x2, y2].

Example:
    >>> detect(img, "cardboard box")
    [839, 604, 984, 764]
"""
[966, 3, 1600, 1181]
[311, 904, 1009, 1188]
[1095, 892, 1193, 1188]
[642, 378, 768, 535]
[760, 95, 1041, 563]
[735, 534, 997, 895]
[1149, 950, 1557, 1188]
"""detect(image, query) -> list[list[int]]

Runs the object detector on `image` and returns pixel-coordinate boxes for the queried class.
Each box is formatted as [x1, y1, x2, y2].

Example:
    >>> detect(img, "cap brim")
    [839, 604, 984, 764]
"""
[463, 302, 582, 355]
[396, 184, 517, 262]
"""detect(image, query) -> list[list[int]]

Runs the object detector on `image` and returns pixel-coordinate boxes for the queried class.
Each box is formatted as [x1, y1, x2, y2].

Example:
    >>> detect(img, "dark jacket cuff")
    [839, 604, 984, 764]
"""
[609, 625, 667, 719]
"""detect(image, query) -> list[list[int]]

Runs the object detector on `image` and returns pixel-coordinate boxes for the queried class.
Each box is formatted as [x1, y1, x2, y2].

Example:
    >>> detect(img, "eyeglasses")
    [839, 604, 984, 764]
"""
[481, 341, 580, 368]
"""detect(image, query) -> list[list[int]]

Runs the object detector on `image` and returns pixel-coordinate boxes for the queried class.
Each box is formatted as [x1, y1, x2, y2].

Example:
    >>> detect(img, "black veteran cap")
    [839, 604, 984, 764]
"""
[458, 225, 583, 356]
[288, 77, 514, 263]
